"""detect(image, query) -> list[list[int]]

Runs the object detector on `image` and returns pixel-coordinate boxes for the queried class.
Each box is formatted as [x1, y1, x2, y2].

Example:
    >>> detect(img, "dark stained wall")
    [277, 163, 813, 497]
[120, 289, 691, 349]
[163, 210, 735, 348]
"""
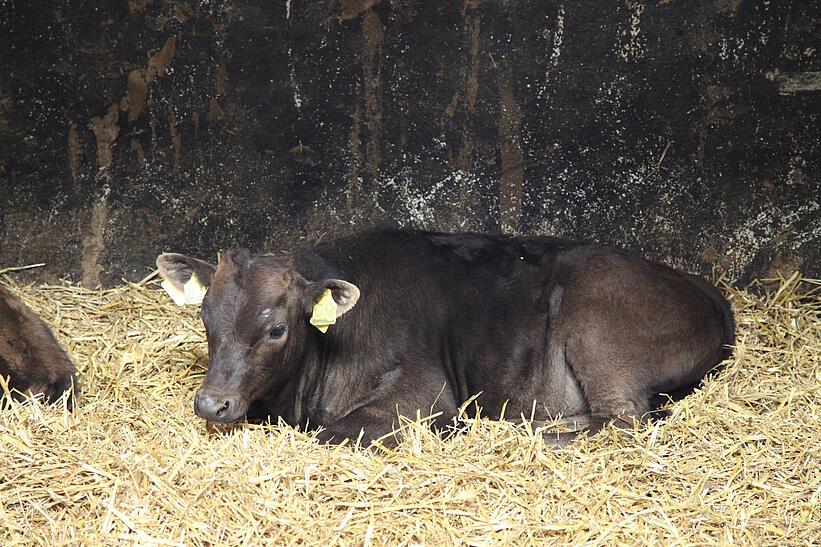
[0, 0, 819, 286]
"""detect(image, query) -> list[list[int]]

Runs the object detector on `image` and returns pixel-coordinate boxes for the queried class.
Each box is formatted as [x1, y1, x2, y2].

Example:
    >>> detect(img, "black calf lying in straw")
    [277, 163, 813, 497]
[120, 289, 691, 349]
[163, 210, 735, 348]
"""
[0, 285, 78, 407]
[158, 230, 734, 446]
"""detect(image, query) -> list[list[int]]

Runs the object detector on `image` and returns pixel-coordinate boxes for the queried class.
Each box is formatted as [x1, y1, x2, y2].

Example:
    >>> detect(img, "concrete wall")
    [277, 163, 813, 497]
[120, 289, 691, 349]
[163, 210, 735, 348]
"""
[1, 0, 818, 285]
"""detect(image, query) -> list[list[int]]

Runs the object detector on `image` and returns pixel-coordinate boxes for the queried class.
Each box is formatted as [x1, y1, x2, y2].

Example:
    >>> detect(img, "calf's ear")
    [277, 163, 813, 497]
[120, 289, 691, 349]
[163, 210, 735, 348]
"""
[156, 253, 216, 306]
[0, 288, 24, 331]
[302, 279, 361, 319]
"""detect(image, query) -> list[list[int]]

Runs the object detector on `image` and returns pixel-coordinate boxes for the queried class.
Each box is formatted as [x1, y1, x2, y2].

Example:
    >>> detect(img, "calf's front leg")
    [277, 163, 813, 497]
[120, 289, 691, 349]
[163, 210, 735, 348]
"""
[315, 405, 403, 447]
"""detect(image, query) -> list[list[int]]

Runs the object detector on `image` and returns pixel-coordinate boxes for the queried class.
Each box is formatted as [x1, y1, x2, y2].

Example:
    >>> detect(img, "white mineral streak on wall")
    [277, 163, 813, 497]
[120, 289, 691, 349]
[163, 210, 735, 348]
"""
[288, 47, 303, 110]
[537, 4, 564, 99]
[284, 1, 301, 110]
[550, 5, 565, 68]
[767, 71, 821, 94]
[618, 0, 645, 62]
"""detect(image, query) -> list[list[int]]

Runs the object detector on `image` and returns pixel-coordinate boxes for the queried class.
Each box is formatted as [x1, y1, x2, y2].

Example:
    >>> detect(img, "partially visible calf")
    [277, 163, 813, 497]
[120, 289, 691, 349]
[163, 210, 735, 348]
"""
[0, 285, 78, 407]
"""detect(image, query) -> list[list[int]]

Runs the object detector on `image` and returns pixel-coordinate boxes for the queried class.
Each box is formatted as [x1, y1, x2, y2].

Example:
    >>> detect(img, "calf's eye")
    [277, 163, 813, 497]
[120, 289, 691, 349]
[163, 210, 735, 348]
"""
[270, 323, 287, 339]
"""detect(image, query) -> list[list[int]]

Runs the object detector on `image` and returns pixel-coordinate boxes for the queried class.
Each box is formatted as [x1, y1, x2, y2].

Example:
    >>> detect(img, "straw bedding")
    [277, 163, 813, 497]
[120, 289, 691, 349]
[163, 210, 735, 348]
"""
[0, 271, 818, 545]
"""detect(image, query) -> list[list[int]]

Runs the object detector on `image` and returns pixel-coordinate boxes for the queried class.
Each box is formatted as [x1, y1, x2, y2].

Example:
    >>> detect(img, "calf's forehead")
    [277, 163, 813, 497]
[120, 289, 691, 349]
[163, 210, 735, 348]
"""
[206, 261, 295, 316]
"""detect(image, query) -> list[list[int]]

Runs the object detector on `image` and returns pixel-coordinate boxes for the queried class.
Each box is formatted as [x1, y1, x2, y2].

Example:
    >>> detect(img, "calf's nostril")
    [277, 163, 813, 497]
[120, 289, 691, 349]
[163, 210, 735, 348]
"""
[215, 399, 230, 418]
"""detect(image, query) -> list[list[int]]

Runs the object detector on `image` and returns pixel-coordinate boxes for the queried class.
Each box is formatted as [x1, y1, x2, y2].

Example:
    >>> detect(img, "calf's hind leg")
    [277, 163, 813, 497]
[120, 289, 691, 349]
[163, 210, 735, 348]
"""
[561, 329, 656, 438]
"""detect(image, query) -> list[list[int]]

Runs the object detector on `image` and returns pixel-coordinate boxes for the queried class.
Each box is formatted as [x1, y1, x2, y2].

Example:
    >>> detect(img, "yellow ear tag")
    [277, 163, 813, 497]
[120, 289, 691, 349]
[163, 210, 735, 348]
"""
[310, 289, 337, 333]
[161, 274, 207, 306]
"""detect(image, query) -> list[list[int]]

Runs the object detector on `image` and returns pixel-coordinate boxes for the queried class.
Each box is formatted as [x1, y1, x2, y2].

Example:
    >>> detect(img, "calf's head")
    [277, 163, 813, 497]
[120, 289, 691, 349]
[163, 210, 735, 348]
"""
[157, 249, 359, 423]
[0, 286, 78, 407]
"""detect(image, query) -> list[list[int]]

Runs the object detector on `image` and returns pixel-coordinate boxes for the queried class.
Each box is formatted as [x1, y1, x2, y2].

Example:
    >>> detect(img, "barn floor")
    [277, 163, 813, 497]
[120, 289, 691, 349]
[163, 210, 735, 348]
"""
[0, 273, 818, 545]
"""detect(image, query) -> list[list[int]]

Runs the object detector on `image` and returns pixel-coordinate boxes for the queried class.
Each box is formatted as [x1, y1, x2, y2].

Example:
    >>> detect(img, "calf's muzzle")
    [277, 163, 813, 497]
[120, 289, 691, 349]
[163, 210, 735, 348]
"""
[194, 389, 244, 422]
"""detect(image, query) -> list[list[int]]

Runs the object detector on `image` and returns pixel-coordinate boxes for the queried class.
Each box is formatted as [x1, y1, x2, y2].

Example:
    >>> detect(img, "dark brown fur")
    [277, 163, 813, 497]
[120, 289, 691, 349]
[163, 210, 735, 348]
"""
[0, 285, 78, 407]
[158, 230, 734, 446]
